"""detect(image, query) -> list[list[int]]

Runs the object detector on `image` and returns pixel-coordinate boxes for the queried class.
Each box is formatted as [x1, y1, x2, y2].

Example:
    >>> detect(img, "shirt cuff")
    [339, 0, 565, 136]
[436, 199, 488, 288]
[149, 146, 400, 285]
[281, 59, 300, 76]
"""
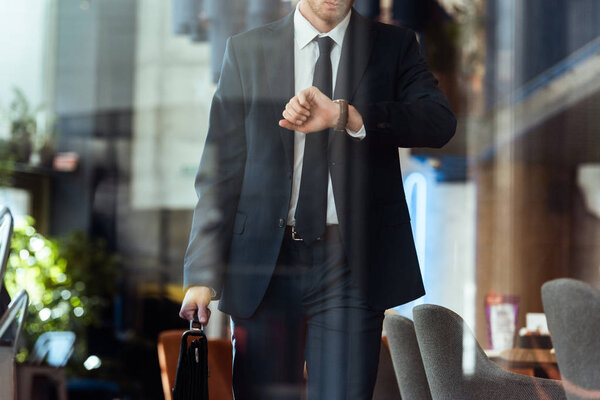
[346, 124, 366, 140]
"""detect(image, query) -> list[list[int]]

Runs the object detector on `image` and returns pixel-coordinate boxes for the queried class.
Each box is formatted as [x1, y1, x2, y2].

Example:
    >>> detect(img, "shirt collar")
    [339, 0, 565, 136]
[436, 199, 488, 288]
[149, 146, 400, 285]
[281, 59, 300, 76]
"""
[294, 3, 351, 50]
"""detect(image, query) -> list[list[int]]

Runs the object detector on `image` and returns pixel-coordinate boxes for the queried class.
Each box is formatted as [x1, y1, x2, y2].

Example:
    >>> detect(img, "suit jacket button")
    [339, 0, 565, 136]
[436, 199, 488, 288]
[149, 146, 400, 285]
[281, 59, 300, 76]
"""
[278, 218, 286, 228]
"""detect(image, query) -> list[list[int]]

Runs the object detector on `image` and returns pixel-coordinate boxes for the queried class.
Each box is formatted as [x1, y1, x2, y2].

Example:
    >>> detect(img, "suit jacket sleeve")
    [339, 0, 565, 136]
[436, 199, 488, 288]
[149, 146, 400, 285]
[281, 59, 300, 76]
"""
[355, 29, 457, 148]
[183, 38, 246, 296]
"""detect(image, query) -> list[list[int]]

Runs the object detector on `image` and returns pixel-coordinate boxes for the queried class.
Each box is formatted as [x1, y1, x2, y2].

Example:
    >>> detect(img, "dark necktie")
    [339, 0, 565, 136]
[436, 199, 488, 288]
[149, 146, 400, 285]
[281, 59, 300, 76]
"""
[294, 36, 334, 243]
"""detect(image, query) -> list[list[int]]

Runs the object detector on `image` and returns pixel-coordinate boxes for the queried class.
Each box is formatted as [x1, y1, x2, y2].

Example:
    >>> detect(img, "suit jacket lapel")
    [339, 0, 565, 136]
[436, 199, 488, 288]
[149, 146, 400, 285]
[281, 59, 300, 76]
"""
[334, 10, 376, 102]
[331, 10, 376, 144]
[262, 12, 295, 174]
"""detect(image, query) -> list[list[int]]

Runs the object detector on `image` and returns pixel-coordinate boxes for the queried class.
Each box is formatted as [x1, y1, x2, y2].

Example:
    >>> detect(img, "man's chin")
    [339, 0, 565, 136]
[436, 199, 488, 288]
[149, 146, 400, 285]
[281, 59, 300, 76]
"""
[318, 9, 348, 25]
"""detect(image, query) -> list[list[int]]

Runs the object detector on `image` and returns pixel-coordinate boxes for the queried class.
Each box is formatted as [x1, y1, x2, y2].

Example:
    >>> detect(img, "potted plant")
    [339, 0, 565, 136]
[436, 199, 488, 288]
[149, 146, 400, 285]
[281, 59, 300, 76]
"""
[4, 217, 120, 368]
[1, 88, 58, 167]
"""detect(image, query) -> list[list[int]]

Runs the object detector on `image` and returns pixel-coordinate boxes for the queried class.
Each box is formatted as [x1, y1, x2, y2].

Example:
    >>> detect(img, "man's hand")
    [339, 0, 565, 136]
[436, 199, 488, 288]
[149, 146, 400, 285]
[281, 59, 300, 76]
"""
[179, 286, 213, 324]
[279, 86, 338, 133]
[279, 86, 364, 133]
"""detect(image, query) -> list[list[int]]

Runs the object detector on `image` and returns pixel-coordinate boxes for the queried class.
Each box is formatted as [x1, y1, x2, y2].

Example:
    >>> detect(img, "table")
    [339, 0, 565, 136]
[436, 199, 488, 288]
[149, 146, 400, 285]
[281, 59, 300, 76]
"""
[487, 348, 561, 379]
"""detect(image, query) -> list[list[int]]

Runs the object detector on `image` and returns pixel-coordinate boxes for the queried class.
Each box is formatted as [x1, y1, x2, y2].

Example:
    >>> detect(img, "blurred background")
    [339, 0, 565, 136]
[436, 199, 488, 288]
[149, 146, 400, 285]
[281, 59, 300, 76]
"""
[0, 0, 599, 399]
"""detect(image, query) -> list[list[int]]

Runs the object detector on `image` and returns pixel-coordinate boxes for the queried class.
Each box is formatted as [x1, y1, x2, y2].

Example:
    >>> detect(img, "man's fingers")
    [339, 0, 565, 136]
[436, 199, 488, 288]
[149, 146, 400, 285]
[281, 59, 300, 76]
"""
[279, 119, 311, 133]
[300, 87, 319, 105]
[281, 92, 313, 127]
[178, 302, 211, 324]
[298, 91, 310, 108]
[197, 305, 211, 324]
[179, 302, 197, 320]
[179, 286, 213, 323]
[286, 103, 309, 121]
[280, 119, 309, 132]
[284, 105, 306, 124]
[304, 86, 330, 106]
[279, 119, 299, 130]
[289, 98, 311, 117]
[282, 109, 305, 126]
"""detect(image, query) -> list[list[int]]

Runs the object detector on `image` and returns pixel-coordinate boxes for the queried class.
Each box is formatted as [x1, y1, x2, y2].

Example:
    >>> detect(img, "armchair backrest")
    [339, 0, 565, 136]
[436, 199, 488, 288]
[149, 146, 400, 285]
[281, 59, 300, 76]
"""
[542, 278, 600, 400]
[0, 289, 29, 400]
[383, 314, 432, 400]
[0, 207, 14, 286]
[413, 304, 567, 400]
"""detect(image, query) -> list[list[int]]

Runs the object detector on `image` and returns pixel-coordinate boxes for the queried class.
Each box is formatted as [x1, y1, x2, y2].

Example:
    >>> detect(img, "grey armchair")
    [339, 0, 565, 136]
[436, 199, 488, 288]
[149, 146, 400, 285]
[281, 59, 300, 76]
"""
[413, 304, 567, 400]
[1, 207, 29, 400]
[0, 289, 29, 400]
[0, 207, 14, 317]
[372, 337, 402, 400]
[0, 207, 13, 282]
[542, 278, 600, 400]
[384, 314, 432, 400]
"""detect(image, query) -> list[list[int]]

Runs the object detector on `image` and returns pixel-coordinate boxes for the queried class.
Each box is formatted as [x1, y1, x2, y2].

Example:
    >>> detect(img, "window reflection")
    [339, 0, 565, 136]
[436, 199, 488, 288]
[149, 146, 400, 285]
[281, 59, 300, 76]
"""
[0, 0, 598, 399]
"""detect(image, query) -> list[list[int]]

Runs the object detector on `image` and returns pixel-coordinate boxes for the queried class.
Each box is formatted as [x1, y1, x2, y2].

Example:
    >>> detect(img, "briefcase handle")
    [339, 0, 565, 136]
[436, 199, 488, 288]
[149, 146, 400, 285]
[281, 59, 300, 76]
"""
[179, 319, 208, 367]
[172, 319, 210, 399]
[189, 319, 204, 332]
[181, 319, 206, 343]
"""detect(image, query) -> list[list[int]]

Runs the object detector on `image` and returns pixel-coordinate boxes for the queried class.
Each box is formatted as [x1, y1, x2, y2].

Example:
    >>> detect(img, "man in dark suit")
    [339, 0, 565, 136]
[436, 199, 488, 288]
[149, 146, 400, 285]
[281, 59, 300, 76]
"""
[180, 0, 456, 398]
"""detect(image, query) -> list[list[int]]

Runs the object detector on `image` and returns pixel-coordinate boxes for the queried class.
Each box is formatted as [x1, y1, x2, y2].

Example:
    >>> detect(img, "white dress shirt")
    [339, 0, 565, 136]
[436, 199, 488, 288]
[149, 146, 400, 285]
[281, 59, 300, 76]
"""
[287, 5, 366, 226]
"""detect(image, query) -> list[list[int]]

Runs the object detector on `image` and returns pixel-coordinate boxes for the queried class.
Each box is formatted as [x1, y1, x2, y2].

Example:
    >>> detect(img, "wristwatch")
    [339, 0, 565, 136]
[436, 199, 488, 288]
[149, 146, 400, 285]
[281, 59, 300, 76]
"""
[333, 99, 349, 131]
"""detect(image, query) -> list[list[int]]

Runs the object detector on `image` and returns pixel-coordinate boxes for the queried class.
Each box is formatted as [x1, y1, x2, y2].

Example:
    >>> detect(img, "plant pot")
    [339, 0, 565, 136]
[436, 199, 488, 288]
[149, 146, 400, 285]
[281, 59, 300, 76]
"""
[39, 142, 56, 168]
[8, 132, 32, 163]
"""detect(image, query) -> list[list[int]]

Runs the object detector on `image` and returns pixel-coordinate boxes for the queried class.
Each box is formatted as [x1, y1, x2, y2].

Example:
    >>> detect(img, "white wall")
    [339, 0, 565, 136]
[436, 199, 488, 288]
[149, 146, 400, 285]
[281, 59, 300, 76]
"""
[0, 0, 55, 137]
[132, 0, 215, 210]
[396, 153, 477, 329]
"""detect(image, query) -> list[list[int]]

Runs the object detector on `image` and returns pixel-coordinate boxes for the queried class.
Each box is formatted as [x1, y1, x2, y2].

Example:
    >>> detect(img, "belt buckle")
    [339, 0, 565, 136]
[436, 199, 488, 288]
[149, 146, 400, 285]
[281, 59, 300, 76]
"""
[291, 226, 303, 241]
[291, 226, 323, 241]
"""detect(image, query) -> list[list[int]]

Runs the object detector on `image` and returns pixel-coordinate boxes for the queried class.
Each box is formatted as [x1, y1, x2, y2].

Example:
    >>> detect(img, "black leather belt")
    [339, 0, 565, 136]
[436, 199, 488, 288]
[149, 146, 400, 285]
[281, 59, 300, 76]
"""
[284, 225, 340, 242]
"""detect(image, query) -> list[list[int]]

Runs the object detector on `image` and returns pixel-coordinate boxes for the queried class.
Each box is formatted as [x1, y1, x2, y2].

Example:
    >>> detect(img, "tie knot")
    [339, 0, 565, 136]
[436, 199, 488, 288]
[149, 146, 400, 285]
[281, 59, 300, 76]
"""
[316, 36, 335, 56]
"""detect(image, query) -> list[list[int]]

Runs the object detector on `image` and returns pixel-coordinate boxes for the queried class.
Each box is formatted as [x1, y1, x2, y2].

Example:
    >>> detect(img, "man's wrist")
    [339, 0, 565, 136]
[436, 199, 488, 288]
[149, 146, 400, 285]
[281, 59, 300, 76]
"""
[328, 100, 363, 132]
[190, 285, 217, 300]
[346, 105, 363, 132]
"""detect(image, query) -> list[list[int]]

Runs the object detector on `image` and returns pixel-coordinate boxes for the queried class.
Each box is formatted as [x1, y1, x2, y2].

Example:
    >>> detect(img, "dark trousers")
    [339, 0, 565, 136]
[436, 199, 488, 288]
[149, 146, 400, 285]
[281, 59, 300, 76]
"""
[230, 226, 385, 400]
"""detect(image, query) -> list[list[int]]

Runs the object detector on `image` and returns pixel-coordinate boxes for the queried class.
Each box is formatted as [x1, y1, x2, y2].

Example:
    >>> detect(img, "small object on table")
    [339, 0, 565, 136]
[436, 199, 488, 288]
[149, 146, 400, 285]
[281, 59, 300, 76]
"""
[53, 152, 79, 172]
[485, 292, 520, 351]
[517, 329, 553, 349]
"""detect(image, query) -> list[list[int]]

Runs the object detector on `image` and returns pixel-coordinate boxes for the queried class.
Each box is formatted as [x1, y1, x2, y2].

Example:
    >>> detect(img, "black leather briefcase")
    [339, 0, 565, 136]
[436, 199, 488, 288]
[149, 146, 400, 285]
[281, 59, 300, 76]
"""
[172, 320, 209, 400]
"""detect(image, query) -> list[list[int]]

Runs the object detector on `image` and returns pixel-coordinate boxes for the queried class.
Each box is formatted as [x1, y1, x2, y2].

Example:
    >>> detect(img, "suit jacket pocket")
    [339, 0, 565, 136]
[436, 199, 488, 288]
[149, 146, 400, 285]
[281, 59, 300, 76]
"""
[382, 202, 411, 226]
[233, 212, 247, 234]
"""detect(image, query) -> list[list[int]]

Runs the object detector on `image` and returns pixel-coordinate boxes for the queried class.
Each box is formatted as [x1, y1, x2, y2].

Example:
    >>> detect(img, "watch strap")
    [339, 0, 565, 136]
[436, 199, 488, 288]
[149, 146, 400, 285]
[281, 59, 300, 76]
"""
[333, 99, 349, 131]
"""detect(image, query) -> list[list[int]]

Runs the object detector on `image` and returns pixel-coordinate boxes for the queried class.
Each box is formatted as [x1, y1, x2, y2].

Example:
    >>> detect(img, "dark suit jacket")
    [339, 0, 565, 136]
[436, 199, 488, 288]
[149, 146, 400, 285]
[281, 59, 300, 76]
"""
[184, 9, 456, 319]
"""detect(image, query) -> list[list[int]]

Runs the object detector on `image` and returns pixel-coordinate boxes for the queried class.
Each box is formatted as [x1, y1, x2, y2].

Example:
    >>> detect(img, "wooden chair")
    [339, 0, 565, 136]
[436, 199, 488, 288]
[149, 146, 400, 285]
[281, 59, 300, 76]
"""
[157, 330, 233, 400]
[159, 329, 400, 400]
